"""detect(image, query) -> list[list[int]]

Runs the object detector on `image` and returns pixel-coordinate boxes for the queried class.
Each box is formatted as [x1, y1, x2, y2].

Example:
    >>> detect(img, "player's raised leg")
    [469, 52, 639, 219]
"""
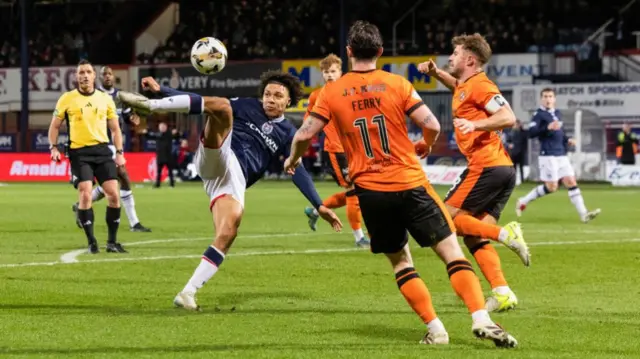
[464, 218, 518, 312]
[445, 169, 530, 266]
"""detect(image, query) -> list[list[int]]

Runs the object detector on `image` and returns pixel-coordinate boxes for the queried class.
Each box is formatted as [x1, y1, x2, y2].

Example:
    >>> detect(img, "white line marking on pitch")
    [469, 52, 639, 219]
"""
[60, 232, 333, 264]
[58, 227, 640, 264]
[0, 237, 638, 269]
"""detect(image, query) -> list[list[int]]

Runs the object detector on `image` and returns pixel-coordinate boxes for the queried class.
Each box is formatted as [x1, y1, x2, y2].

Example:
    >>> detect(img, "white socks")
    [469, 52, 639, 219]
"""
[471, 309, 491, 324]
[498, 228, 508, 242]
[91, 186, 105, 202]
[520, 184, 549, 205]
[353, 228, 365, 242]
[120, 189, 139, 226]
[149, 95, 203, 113]
[568, 187, 587, 217]
[493, 286, 510, 296]
[183, 245, 225, 293]
[427, 318, 446, 333]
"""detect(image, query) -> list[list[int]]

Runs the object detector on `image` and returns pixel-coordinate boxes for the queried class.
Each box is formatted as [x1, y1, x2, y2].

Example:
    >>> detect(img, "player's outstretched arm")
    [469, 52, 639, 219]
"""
[288, 160, 343, 232]
[417, 59, 457, 91]
[285, 115, 327, 173]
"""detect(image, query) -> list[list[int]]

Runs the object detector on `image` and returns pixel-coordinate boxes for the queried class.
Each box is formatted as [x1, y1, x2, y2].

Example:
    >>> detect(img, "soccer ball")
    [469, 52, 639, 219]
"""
[190, 37, 228, 75]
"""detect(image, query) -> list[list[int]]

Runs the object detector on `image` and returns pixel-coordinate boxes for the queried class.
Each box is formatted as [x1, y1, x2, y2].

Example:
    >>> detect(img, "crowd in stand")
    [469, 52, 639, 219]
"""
[1, 0, 636, 67]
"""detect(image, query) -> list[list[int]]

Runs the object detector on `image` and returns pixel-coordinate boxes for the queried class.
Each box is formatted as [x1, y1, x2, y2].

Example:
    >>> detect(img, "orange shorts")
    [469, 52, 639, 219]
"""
[323, 151, 349, 187]
[444, 166, 516, 220]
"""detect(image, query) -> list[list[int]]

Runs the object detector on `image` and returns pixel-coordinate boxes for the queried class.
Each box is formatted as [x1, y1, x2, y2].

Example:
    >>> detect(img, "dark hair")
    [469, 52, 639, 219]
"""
[540, 87, 555, 96]
[259, 70, 303, 108]
[77, 59, 92, 66]
[347, 20, 383, 59]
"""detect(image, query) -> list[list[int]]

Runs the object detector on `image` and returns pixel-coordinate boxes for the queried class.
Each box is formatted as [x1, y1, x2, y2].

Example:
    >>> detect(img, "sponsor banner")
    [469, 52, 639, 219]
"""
[31, 131, 69, 152]
[0, 133, 16, 152]
[512, 82, 640, 121]
[0, 153, 168, 182]
[482, 53, 553, 89]
[283, 54, 552, 94]
[137, 61, 282, 97]
[283, 56, 439, 94]
[0, 64, 115, 112]
[606, 163, 640, 186]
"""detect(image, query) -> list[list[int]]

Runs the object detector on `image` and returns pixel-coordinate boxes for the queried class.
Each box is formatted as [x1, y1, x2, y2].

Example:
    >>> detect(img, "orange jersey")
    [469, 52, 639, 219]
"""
[452, 72, 512, 168]
[306, 88, 343, 153]
[310, 69, 427, 192]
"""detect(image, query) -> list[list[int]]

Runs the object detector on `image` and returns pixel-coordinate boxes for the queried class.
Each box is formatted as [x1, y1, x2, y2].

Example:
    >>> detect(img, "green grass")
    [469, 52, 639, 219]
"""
[0, 181, 639, 358]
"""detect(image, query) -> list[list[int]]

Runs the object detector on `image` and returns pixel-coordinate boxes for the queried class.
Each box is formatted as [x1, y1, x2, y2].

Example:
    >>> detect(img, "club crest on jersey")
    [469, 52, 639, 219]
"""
[261, 122, 274, 135]
[459, 91, 466, 101]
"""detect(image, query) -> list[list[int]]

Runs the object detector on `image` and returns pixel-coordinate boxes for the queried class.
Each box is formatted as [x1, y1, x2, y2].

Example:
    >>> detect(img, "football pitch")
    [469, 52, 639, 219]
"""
[0, 181, 639, 358]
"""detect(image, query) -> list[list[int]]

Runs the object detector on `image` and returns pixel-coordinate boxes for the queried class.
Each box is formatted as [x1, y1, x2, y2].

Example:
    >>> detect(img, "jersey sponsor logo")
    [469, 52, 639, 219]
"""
[247, 122, 279, 153]
[261, 122, 274, 135]
[459, 91, 466, 101]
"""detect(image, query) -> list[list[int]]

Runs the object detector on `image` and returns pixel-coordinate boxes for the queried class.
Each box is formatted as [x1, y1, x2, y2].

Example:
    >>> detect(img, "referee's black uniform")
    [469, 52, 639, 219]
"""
[50, 84, 125, 254]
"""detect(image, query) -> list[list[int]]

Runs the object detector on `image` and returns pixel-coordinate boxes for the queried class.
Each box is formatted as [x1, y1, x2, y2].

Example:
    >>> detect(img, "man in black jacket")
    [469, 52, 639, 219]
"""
[506, 120, 528, 184]
[145, 122, 179, 188]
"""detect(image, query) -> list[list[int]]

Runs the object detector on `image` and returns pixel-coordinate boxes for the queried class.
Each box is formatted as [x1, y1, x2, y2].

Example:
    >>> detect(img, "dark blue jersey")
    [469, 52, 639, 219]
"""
[156, 86, 324, 209]
[228, 97, 298, 187]
[528, 107, 569, 156]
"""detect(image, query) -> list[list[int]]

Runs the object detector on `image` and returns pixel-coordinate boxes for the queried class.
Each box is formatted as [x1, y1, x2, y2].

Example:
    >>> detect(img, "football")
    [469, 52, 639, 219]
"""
[190, 37, 228, 75]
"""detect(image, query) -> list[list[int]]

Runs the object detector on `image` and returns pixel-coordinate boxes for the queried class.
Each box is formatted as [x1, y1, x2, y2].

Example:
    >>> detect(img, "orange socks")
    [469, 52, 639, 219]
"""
[322, 191, 347, 209]
[446, 259, 485, 314]
[395, 267, 437, 324]
[345, 192, 362, 231]
[469, 241, 508, 289]
[453, 214, 502, 242]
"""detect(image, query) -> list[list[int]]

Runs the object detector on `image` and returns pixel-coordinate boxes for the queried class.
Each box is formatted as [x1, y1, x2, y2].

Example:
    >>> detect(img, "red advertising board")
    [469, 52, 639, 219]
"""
[0, 153, 168, 182]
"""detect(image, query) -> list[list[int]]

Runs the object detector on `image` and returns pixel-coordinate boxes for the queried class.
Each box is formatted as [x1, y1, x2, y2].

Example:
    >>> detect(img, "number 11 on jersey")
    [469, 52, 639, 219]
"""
[354, 114, 390, 158]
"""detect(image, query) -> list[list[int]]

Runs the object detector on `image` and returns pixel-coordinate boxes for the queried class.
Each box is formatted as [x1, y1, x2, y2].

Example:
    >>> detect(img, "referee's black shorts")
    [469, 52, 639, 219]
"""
[68, 143, 117, 189]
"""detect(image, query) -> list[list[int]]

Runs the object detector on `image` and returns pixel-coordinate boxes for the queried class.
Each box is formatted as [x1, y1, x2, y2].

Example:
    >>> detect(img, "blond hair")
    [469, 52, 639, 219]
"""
[319, 54, 342, 71]
[451, 33, 492, 65]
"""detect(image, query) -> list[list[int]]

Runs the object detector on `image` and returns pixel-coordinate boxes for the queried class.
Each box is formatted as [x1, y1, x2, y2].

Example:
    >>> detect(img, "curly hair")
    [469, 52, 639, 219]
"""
[258, 70, 304, 108]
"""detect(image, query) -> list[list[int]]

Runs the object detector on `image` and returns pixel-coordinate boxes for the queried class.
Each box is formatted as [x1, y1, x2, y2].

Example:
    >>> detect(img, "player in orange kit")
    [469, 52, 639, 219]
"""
[285, 21, 518, 348]
[416, 33, 530, 312]
[304, 54, 370, 247]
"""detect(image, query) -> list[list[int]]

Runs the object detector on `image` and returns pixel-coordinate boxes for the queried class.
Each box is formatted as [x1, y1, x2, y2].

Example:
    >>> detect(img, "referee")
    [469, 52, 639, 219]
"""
[48, 59, 127, 254]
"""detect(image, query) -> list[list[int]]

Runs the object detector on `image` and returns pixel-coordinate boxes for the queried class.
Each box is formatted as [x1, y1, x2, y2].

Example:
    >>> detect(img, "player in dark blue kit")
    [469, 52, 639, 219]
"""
[118, 71, 342, 310]
[516, 88, 600, 223]
[72, 66, 151, 234]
